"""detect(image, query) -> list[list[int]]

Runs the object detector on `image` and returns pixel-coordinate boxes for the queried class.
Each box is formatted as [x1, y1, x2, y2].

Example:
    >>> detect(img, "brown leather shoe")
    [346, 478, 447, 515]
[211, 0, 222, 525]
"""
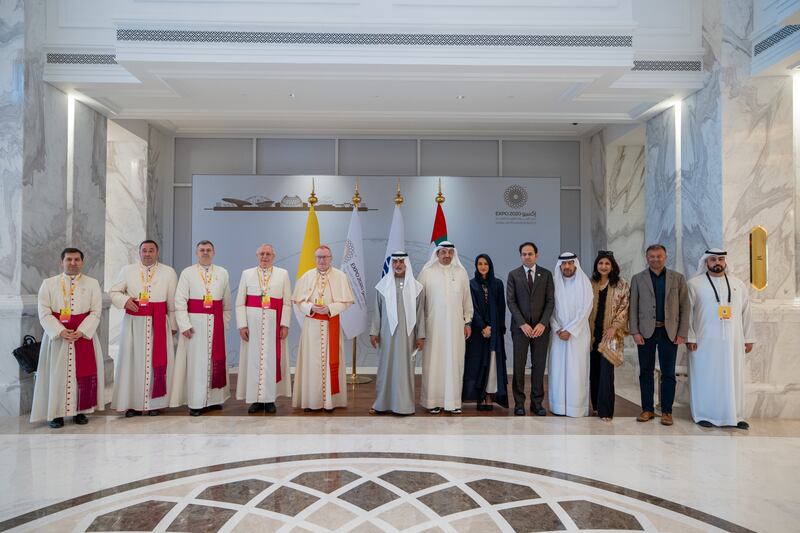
[636, 411, 655, 422]
[661, 413, 673, 426]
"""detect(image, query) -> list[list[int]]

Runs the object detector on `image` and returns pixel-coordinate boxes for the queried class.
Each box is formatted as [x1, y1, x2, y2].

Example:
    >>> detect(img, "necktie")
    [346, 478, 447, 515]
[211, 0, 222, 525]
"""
[527, 269, 534, 292]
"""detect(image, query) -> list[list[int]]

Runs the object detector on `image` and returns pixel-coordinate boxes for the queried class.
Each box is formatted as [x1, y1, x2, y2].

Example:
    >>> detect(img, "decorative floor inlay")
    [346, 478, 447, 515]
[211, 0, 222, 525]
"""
[0, 453, 755, 532]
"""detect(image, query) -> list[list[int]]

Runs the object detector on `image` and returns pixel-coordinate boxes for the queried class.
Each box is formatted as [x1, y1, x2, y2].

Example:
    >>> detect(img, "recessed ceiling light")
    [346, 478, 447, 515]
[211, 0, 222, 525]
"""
[506, 95, 515, 99]
[456, 95, 465, 100]
[288, 93, 296, 98]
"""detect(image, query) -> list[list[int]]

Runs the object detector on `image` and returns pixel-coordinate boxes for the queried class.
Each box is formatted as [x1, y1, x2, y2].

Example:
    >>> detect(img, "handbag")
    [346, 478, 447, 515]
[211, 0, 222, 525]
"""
[598, 335, 625, 368]
[12, 335, 41, 374]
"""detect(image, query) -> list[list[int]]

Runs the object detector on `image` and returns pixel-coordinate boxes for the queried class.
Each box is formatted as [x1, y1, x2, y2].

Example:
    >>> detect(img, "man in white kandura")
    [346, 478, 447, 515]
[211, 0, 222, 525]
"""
[292, 245, 354, 411]
[171, 240, 232, 416]
[31, 248, 106, 428]
[110, 240, 178, 417]
[369, 251, 426, 415]
[417, 241, 473, 414]
[548, 252, 594, 417]
[236, 244, 292, 414]
[687, 249, 755, 430]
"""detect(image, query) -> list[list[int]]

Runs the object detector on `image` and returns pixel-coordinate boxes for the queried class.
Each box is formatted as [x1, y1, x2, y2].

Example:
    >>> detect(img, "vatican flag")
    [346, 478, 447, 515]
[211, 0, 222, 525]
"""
[294, 204, 320, 323]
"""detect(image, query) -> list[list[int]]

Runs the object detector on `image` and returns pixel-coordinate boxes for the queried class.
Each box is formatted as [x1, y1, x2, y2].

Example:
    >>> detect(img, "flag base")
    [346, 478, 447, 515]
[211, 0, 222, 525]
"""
[347, 374, 373, 385]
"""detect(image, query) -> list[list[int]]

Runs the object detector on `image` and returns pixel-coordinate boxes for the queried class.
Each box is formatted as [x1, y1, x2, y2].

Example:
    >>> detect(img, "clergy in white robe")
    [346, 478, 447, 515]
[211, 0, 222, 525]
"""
[31, 248, 106, 427]
[548, 252, 593, 417]
[687, 249, 755, 429]
[109, 240, 178, 416]
[171, 240, 232, 414]
[369, 252, 426, 415]
[292, 245, 354, 411]
[417, 241, 473, 414]
[235, 244, 292, 413]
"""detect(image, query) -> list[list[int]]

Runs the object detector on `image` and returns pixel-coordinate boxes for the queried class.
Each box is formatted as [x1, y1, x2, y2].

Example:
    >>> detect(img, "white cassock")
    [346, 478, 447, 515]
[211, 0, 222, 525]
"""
[235, 266, 292, 403]
[292, 267, 354, 410]
[418, 259, 473, 410]
[687, 273, 754, 426]
[109, 263, 178, 412]
[171, 264, 232, 409]
[548, 255, 593, 417]
[31, 274, 106, 423]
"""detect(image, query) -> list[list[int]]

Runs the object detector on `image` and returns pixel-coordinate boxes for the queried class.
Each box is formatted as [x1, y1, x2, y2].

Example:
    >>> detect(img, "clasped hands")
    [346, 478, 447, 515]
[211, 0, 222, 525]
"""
[519, 322, 545, 339]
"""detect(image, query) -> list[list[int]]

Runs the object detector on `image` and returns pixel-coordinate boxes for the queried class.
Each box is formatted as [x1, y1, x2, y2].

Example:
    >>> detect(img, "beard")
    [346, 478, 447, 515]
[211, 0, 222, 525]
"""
[709, 265, 725, 273]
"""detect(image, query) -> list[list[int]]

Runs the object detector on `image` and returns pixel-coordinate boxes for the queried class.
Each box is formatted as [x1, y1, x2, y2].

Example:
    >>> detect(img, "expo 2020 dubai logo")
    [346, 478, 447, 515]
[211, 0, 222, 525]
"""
[504, 185, 528, 209]
[343, 240, 356, 262]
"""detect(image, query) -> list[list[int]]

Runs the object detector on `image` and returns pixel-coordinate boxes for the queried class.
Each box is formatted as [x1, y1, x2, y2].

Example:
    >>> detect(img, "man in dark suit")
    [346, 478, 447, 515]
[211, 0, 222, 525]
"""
[506, 242, 555, 416]
[629, 244, 690, 426]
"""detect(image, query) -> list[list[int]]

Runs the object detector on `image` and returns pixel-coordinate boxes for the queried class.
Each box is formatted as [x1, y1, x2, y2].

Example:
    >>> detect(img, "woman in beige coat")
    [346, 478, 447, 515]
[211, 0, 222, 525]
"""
[588, 251, 629, 420]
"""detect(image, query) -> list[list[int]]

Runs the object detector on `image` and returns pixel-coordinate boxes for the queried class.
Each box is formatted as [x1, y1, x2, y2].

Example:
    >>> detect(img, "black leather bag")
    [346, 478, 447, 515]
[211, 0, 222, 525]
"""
[12, 335, 41, 374]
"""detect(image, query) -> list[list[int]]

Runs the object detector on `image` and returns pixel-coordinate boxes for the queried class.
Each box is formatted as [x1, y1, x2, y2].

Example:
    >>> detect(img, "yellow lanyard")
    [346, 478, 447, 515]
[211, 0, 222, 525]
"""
[140, 264, 157, 291]
[61, 274, 81, 316]
[257, 267, 272, 296]
[197, 264, 214, 295]
[314, 271, 329, 305]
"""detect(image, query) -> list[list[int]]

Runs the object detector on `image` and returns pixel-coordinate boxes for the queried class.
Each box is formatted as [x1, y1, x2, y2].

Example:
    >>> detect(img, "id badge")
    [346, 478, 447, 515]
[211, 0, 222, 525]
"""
[261, 294, 270, 308]
[718, 305, 732, 320]
[203, 293, 213, 309]
[138, 291, 150, 306]
[59, 308, 71, 323]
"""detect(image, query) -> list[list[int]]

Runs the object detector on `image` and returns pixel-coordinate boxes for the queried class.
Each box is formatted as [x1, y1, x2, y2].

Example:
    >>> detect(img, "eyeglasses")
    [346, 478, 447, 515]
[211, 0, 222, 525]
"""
[315, 255, 332, 260]
[597, 250, 614, 258]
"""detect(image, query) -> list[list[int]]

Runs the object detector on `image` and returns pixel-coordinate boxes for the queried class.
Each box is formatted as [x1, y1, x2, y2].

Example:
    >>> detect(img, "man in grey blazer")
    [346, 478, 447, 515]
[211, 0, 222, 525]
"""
[629, 244, 690, 426]
[507, 242, 555, 416]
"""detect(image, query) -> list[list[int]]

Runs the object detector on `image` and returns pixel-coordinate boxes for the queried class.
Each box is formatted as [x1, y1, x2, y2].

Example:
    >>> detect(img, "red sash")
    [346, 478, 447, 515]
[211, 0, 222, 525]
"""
[187, 299, 227, 389]
[126, 301, 168, 398]
[245, 295, 284, 382]
[310, 313, 341, 395]
[52, 312, 97, 410]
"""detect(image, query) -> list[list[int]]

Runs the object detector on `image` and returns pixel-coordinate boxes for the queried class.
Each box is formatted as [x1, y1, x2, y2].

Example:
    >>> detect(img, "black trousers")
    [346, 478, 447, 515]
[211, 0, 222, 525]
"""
[590, 349, 615, 418]
[511, 331, 550, 409]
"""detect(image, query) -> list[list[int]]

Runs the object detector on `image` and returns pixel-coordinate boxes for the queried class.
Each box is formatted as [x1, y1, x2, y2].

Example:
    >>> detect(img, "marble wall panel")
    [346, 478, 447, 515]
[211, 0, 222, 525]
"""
[606, 145, 645, 281]
[0, 0, 25, 296]
[146, 125, 168, 246]
[71, 100, 107, 282]
[644, 107, 678, 268]
[587, 132, 607, 260]
[680, 67, 723, 277]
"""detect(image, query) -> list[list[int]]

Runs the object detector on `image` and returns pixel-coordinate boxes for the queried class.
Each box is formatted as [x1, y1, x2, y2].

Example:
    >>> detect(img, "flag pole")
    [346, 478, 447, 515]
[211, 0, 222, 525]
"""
[347, 179, 373, 385]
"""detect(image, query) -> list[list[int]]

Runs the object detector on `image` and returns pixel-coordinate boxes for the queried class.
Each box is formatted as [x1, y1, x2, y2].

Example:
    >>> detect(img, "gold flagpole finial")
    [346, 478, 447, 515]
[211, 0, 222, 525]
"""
[435, 177, 445, 204]
[394, 178, 404, 205]
[352, 178, 361, 207]
[308, 178, 318, 206]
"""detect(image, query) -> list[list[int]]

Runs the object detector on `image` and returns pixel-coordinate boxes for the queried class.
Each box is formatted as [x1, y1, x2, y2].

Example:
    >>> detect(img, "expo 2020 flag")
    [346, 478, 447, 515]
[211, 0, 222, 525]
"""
[340, 207, 368, 339]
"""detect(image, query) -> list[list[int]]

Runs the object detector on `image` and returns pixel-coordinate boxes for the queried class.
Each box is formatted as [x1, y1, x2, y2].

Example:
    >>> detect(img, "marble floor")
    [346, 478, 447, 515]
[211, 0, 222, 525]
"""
[1, 409, 799, 533]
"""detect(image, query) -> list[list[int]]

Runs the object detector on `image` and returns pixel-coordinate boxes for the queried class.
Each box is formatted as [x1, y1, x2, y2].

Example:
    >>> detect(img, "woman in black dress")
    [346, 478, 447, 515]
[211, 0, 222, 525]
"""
[463, 254, 509, 410]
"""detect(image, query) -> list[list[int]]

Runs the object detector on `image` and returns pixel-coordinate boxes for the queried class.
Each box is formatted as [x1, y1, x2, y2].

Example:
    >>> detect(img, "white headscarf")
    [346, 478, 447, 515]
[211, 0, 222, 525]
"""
[421, 241, 464, 271]
[375, 252, 423, 335]
[552, 252, 593, 329]
[695, 248, 727, 276]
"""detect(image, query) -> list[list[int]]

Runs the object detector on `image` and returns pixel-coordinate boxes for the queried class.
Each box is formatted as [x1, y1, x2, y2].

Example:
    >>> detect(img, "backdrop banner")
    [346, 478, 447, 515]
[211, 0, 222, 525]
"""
[192, 175, 561, 368]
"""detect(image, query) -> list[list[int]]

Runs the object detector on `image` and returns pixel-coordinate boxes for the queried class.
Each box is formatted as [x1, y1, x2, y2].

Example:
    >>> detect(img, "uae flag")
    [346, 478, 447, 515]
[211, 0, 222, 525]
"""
[429, 202, 448, 252]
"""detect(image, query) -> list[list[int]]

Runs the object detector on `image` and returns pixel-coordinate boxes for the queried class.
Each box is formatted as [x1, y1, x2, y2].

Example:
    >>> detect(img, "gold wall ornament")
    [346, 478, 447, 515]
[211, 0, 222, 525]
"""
[749, 225, 768, 291]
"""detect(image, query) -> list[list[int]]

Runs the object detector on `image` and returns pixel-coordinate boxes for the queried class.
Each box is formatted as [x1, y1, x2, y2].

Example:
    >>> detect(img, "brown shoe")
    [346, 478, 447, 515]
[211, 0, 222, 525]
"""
[636, 411, 655, 422]
[661, 413, 673, 426]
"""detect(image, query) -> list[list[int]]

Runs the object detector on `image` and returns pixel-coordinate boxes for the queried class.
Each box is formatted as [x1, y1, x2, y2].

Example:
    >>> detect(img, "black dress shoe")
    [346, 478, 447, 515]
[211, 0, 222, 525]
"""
[514, 406, 525, 416]
[206, 404, 223, 411]
[125, 409, 141, 418]
[533, 407, 547, 416]
[74, 414, 88, 425]
[189, 408, 202, 416]
[265, 402, 277, 413]
[248, 403, 263, 414]
[737, 421, 750, 430]
[48, 417, 64, 429]
[697, 420, 714, 428]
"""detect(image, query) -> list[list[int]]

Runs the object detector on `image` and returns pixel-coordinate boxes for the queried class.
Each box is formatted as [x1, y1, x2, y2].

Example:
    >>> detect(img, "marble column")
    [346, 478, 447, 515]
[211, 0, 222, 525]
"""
[105, 121, 148, 359]
[0, 0, 112, 415]
[586, 131, 607, 259]
[644, 107, 678, 268]
[606, 144, 645, 281]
